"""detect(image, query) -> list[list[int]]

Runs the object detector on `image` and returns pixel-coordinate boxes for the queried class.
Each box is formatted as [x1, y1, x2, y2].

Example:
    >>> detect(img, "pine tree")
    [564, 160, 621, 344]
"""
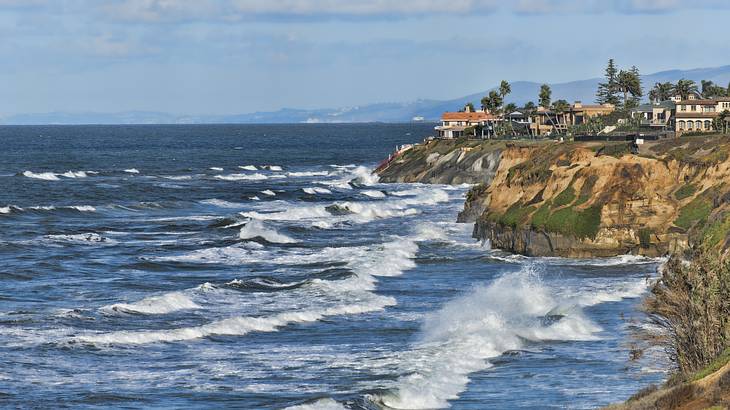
[596, 59, 620, 105]
[539, 84, 552, 108]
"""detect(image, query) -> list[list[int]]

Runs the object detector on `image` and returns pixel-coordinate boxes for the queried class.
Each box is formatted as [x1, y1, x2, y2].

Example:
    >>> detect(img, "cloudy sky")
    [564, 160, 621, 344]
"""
[1, 0, 729, 116]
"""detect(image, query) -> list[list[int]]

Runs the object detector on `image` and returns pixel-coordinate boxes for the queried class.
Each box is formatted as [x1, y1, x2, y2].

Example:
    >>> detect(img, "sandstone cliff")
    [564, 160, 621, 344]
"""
[377, 136, 730, 258]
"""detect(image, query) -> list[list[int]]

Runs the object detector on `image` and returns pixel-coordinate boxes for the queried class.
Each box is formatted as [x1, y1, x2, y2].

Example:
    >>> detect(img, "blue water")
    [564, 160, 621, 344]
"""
[0, 124, 667, 409]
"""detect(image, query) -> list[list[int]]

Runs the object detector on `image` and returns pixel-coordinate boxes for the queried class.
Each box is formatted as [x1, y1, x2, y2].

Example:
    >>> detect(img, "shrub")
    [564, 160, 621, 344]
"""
[674, 196, 712, 230]
[638, 228, 653, 248]
[496, 203, 535, 228]
[674, 184, 698, 200]
[645, 251, 730, 375]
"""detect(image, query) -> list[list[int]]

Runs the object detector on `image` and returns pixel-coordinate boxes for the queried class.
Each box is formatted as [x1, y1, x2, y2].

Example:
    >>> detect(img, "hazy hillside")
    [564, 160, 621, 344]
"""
[4, 65, 730, 125]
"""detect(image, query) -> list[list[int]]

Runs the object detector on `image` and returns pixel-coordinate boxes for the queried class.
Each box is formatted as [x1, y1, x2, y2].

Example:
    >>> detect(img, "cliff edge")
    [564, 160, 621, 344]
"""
[377, 135, 730, 258]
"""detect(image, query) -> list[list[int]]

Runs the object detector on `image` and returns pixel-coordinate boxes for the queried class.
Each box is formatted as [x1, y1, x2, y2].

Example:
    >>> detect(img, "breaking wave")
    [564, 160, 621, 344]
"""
[371, 263, 652, 409]
[214, 173, 268, 181]
[239, 220, 298, 244]
[22, 171, 60, 181]
[101, 292, 200, 315]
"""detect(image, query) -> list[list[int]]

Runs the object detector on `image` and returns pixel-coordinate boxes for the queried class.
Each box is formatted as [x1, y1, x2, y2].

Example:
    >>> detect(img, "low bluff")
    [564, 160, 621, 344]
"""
[377, 136, 730, 258]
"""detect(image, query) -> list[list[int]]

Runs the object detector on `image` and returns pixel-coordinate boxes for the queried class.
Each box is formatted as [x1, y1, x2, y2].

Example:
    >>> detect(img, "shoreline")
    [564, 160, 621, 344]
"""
[376, 134, 730, 407]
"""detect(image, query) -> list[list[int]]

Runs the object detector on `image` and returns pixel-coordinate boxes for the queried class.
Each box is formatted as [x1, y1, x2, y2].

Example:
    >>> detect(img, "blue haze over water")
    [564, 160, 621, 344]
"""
[0, 124, 666, 409]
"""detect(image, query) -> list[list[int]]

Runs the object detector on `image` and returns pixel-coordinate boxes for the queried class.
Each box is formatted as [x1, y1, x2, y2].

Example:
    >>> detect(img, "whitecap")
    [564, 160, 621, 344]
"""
[101, 292, 200, 315]
[263, 165, 283, 171]
[61, 171, 89, 178]
[249, 196, 261, 201]
[45, 233, 117, 245]
[261, 190, 276, 196]
[22, 171, 59, 181]
[238, 165, 257, 171]
[75, 296, 394, 345]
[285, 398, 346, 410]
[124, 168, 140, 174]
[214, 173, 268, 181]
[303, 187, 332, 195]
[288, 171, 330, 177]
[200, 199, 245, 209]
[209, 167, 224, 171]
[362, 190, 386, 198]
[239, 220, 298, 244]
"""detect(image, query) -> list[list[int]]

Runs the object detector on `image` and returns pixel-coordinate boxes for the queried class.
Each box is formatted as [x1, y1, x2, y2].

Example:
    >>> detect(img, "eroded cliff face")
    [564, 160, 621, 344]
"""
[377, 139, 504, 185]
[377, 136, 730, 258]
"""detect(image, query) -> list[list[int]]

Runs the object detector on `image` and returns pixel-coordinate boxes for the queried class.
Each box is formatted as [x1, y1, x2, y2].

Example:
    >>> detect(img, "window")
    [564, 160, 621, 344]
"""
[696, 120, 703, 130]
[681, 105, 687, 111]
[691, 105, 697, 111]
[705, 120, 712, 130]
[678, 120, 685, 130]
[687, 121, 694, 130]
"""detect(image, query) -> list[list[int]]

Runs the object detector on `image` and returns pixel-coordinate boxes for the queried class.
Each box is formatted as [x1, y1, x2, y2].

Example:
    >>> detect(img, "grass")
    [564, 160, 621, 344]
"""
[690, 347, 730, 382]
[493, 202, 535, 228]
[543, 205, 602, 239]
[531, 202, 551, 228]
[574, 175, 598, 206]
[552, 185, 576, 207]
[674, 184, 698, 200]
[638, 228, 653, 248]
[674, 196, 713, 230]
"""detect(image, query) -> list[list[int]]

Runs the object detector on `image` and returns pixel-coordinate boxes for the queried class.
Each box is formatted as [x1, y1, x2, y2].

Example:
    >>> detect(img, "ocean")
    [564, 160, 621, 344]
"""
[0, 124, 667, 409]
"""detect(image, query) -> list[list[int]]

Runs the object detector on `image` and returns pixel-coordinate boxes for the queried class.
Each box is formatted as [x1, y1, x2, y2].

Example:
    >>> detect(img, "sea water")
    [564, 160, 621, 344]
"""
[0, 124, 667, 409]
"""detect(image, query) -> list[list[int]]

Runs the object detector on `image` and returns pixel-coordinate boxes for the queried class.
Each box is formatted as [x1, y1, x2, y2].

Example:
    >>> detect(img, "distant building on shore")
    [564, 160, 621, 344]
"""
[529, 102, 615, 137]
[675, 98, 730, 135]
[435, 107, 497, 139]
[631, 100, 675, 130]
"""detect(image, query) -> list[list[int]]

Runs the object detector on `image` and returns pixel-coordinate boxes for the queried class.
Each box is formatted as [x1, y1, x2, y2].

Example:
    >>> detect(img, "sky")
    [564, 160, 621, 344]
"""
[1, 0, 730, 116]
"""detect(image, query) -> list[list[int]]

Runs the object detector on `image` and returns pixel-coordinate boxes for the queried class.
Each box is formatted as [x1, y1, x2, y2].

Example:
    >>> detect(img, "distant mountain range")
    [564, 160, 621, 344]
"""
[4, 65, 730, 125]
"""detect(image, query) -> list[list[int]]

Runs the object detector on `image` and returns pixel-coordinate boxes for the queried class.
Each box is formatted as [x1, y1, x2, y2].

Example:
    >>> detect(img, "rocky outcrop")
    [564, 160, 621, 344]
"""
[377, 135, 730, 258]
[378, 139, 504, 185]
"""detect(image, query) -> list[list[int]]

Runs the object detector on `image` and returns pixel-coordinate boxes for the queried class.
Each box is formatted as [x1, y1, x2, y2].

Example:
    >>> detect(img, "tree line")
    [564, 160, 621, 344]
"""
[460, 59, 730, 117]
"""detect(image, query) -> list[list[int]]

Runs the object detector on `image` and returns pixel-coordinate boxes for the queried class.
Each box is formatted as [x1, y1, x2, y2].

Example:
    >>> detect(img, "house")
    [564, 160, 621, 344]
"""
[529, 102, 615, 137]
[631, 100, 675, 129]
[435, 110, 497, 139]
[675, 98, 730, 135]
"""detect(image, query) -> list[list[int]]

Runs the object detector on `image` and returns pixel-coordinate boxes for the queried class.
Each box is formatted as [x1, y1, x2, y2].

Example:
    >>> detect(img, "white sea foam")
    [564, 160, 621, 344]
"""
[45, 233, 117, 245]
[261, 190, 276, 196]
[22, 171, 60, 181]
[239, 220, 298, 244]
[288, 171, 330, 177]
[76, 296, 394, 345]
[263, 165, 283, 171]
[162, 175, 194, 180]
[362, 190, 386, 198]
[249, 196, 261, 201]
[239, 165, 257, 171]
[373, 265, 602, 409]
[124, 168, 140, 174]
[0, 206, 11, 214]
[285, 398, 347, 410]
[101, 292, 200, 315]
[214, 173, 268, 181]
[61, 171, 89, 178]
[200, 199, 245, 208]
[303, 187, 332, 195]
[209, 167, 224, 171]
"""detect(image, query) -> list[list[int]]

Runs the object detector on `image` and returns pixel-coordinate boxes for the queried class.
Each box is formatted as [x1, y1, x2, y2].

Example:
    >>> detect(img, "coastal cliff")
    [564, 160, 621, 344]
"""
[378, 135, 730, 408]
[378, 136, 730, 258]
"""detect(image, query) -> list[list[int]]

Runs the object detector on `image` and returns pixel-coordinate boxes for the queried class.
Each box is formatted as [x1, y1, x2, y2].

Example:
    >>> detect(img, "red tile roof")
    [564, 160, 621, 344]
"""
[441, 112, 496, 121]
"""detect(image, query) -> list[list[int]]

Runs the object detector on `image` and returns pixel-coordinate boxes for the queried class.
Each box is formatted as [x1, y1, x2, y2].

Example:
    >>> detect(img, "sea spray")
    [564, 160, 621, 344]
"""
[374, 264, 602, 409]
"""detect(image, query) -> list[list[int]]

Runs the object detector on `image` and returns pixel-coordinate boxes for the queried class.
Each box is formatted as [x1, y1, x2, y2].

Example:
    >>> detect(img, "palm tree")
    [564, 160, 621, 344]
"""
[649, 82, 675, 103]
[499, 80, 511, 99]
[675, 79, 699, 100]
